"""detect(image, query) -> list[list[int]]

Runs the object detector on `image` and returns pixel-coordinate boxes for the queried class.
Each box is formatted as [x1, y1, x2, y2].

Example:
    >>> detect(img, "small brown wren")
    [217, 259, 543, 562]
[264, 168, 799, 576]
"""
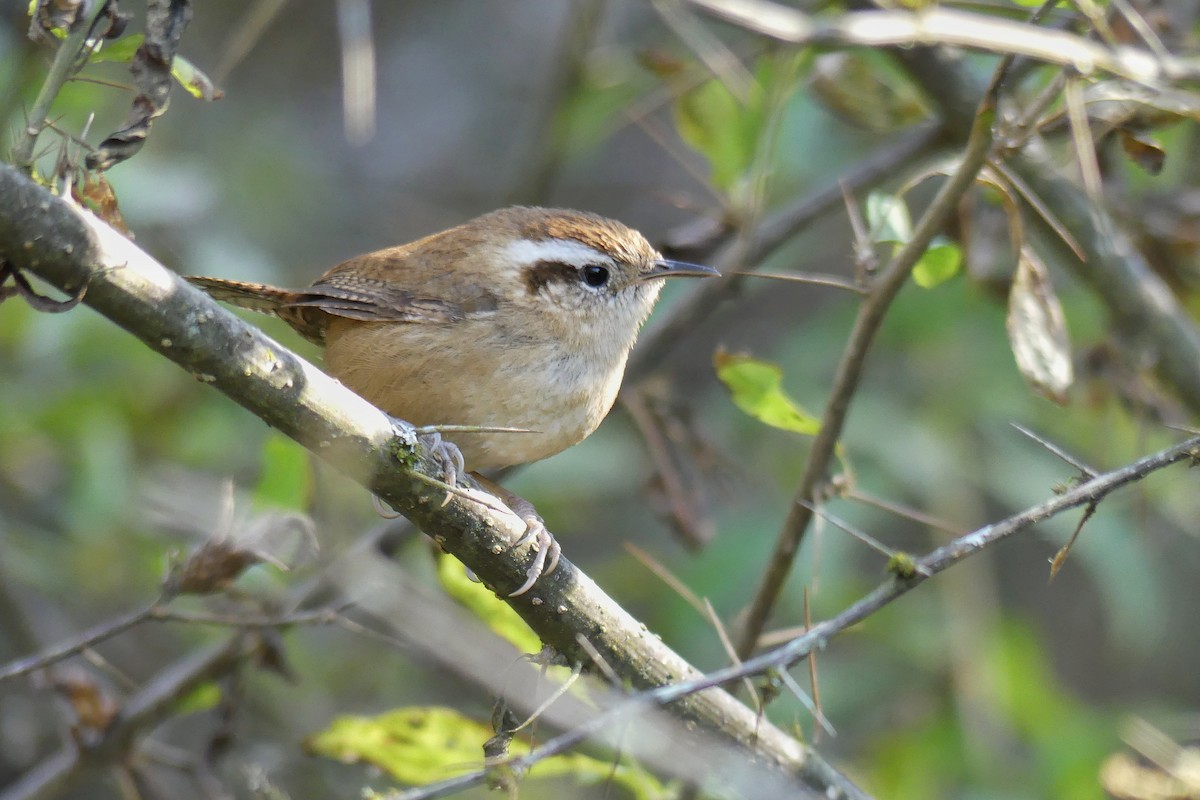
[189, 206, 717, 594]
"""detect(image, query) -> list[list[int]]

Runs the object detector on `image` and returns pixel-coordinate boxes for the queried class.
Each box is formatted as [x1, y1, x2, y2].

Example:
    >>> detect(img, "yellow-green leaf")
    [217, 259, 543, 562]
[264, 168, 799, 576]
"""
[671, 53, 804, 196]
[91, 36, 223, 101]
[912, 237, 962, 288]
[674, 77, 754, 192]
[309, 707, 675, 799]
[170, 53, 223, 101]
[174, 681, 221, 715]
[436, 553, 541, 654]
[308, 707, 507, 785]
[714, 350, 820, 435]
[92, 34, 145, 63]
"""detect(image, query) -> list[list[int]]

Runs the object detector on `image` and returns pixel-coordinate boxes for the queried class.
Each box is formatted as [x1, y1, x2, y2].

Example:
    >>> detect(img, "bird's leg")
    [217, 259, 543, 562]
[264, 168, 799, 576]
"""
[419, 430, 466, 489]
[374, 431, 465, 519]
[469, 472, 561, 597]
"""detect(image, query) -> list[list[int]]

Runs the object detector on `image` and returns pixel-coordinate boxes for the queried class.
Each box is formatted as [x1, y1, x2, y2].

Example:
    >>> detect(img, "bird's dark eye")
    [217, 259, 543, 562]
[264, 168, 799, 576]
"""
[581, 265, 610, 288]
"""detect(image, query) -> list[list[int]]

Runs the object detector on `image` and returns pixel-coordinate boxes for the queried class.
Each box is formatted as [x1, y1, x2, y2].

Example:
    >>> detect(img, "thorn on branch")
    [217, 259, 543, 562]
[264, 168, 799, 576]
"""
[1049, 501, 1098, 579]
[1011, 422, 1099, 478]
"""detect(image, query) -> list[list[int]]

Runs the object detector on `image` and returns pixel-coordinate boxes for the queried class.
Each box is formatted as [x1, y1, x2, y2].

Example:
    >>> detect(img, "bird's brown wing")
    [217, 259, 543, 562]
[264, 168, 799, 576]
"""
[289, 273, 465, 324]
[194, 248, 497, 345]
[270, 274, 460, 344]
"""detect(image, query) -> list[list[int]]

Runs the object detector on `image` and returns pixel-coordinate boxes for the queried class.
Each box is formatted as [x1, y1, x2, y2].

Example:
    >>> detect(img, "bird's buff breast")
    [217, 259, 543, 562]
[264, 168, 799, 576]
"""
[322, 319, 626, 470]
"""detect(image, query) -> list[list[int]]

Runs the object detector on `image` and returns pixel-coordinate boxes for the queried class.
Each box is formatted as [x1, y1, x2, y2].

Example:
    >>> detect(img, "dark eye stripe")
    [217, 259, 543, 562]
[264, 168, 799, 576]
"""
[523, 260, 581, 294]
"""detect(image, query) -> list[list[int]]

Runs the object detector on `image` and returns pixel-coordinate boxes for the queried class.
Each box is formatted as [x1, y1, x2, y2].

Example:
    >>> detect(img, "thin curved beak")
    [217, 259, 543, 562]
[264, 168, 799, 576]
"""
[641, 258, 720, 281]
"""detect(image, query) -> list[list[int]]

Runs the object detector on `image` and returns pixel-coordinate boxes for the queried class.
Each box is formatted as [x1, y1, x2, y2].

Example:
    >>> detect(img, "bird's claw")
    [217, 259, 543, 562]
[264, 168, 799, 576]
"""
[508, 513, 561, 597]
[420, 431, 465, 488]
[465, 472, 561, 597]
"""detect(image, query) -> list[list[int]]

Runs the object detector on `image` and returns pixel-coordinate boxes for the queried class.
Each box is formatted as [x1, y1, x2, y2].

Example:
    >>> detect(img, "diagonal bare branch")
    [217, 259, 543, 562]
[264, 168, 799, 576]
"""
[0, 163, 853, 797]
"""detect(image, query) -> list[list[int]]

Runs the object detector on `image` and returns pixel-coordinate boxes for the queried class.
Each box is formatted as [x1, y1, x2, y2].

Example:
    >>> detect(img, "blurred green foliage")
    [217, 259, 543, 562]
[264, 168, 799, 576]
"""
[310, 706, 675, 799]
[3, 4, 1200, 800]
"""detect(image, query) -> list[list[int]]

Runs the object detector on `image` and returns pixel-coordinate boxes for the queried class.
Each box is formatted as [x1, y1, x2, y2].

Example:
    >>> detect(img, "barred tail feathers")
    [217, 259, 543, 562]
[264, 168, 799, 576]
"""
[186, 276, 296, 315]
[186, 276, 329, 344]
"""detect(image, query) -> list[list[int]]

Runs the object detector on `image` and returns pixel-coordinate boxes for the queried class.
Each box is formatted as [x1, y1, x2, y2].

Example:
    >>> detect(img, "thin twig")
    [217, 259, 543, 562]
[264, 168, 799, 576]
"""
[1063, 76, 1105, 215]
[776, 668, 836, 739]
[702, 598, 761, 712]
[1010, 422, 1098, 476]
[800, 501, 930, 576]
[335, 0, 376, 144]
[623, 542, 707, 615]
[0, 601, 346, 682]
[11, 3, 109, 169]
[628, 122, 943, 382]
[728, 269, 869, 294]
[652, 0, 755, 103]
[382, 434, 1200, 800]
[803, 587, 823, 744]
[0, 603, 159, 681]
[1109, 0, 1170, 62]
[735, 72, 1000, 659]
[844, 488, 963, 536]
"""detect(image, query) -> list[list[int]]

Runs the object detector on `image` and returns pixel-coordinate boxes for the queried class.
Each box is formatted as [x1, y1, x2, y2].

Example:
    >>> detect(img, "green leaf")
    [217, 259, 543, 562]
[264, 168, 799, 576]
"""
[170, 53, 223, 101]
[308, 707, 503, 785]
[866, 191, 912, 244]
[174, 681, 221, 715]
[674, 77, 755, 192]
[670, 53, 805, 196]
[714, 350, 820, 435]
[912, 237, 962, 288]
[436, 553, 541, 653]
[253, 433, 311, 511]
[558, 53, 645, 152]
[309, 706, 675, 799]
[92, 34, 145, 64]
[92, 36, 223, 101]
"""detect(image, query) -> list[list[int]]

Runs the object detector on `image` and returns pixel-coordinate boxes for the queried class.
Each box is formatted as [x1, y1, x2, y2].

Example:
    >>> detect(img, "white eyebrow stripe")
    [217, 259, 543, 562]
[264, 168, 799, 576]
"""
[505, 238, 611, 268]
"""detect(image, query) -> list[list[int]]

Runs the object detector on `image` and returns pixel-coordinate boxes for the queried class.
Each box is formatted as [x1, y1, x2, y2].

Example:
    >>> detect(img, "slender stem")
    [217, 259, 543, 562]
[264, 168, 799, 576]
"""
[0, 605, 157, 681]
[11, 2, 107, 170]
[628, 122, 942, 382]
[388, 434, 1200, 800]
[735, 94, 998, 658]
[0, 604, 345, 682]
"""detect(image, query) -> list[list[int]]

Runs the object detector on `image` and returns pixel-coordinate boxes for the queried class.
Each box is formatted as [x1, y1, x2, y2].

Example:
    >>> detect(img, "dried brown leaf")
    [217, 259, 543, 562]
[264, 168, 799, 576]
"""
[1007, 245, 1074, 404]
[71, 172, 130, 234]
[167, 538, 262, 596]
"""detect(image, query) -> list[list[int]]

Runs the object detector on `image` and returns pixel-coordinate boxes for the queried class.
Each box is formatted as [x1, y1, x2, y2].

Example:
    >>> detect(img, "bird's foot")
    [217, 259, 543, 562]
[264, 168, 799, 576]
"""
[470, 472, 561, 596]
[420, 430, 466, 489]
[507, 509, 561, 597]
